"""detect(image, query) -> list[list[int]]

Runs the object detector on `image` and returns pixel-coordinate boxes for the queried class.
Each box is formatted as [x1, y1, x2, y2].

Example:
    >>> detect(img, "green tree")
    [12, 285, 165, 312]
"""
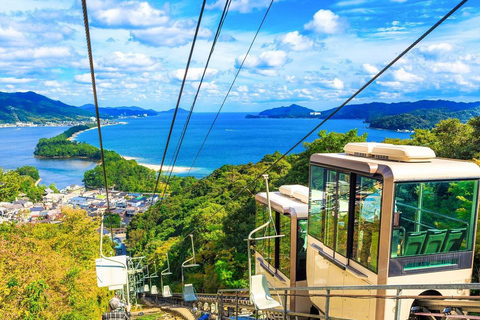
[16, 166, 40, 181]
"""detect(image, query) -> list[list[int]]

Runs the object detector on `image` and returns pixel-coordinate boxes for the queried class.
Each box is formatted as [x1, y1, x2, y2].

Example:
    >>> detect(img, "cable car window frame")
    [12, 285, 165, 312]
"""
[308, 166, 352, 259]
[309, 163, 386, 275]
[389, 178, 479, 277]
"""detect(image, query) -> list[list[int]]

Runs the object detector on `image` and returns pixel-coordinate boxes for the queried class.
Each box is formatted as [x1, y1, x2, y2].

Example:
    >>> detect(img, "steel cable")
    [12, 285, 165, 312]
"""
[177, 0, 468, 242]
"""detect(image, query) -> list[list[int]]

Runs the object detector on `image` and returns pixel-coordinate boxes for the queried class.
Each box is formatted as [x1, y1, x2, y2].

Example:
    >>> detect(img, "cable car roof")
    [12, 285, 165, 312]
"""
[311, 153, 480, 181]
[255, 191, 308, 218]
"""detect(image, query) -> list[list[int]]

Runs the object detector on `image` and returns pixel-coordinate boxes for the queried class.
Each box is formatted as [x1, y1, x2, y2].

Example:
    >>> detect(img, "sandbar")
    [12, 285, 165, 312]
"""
[123, 156, 193, 173]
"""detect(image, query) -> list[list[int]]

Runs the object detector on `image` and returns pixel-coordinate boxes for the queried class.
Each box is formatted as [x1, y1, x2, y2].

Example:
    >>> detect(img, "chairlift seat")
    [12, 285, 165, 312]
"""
[151, 285, 158, 295]
[403, 231, 427, 256]
[183, 264, 200, 268]
[250, 274, 281, 310]
[421, 229, 447, 254]
[144, 284, 150, 292]
[183, 283, 198, 301]
[442, 228, 467, 252]
[162, 285, 173, 297]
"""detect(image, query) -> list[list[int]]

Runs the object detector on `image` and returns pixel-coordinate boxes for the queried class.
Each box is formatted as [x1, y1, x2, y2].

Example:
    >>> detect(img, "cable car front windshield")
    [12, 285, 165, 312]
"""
[391, 179, 479, 261]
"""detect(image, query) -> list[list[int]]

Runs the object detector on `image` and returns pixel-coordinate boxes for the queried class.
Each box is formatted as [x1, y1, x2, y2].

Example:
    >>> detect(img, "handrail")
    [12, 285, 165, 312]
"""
[397, 202, 469, 226]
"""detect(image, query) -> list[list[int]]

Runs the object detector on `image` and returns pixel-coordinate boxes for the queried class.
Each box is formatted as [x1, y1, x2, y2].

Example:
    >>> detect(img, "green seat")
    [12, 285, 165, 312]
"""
[442, 228, 467, 252]
[403, 231, 427, 256]
[421, 229, 447, 254]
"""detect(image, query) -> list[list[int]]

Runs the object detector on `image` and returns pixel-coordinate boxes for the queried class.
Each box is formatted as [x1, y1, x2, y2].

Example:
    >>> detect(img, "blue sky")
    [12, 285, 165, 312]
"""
[0, 0, 479, 112]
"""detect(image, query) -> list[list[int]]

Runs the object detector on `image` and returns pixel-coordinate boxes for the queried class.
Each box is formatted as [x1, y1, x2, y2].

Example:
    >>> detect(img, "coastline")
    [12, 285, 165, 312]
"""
[67, 122, 122, 141]
[123, 156, 193, 174]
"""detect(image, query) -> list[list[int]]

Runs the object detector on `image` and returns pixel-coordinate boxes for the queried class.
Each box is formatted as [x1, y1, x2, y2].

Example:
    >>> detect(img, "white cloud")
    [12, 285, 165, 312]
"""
[237, 85, 248, 92]
[393, 68, 423, 82]
[99, 52, 157, 71]
[432, 61, 471, 74]
[89, 0, 169, 28]
[285, 75, 296, 83]
[362, 63, 379, 74]
[255, 70, 279, 77]
[44, 80, 62, 87]
[0, 77, 35, 84]
[207, 0, 272, 13]
[304, 10, 345, 34]
[328, 78, 344, 89]
[335, 0, 366, 7]
[0, 24, 25, 45]
[420, 43, 453, 54]
[376, 81, 403, 88]
[274, 31, 314, 52]
[236, 51, 288, 69]
[130, 23, 212, 47]
[453, 75, 476, 88]
[74, 74, 92, 84]
[0, 47, 73, 61]
[172, 68, 219, 81]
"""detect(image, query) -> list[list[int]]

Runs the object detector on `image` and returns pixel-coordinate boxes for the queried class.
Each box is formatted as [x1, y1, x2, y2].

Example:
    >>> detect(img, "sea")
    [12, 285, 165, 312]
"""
[0, 113, 411, 188]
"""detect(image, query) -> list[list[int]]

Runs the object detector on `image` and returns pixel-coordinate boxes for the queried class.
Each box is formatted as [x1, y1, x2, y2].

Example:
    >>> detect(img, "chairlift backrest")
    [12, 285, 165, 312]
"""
[151, 285, 158, 295]
[250, 274, 281, 310]
[95, 255, 128, 288]
[183, 283, 197, 302]
[162, 285, 173, 297]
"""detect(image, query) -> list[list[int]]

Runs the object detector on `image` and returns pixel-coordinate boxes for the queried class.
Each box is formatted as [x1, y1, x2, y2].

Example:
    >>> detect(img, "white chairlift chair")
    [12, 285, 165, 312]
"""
[182, 234, 200, 302]
[250, 274, 281, 310]
[247, 175, 283, 311]
[161, 252, 173, 298]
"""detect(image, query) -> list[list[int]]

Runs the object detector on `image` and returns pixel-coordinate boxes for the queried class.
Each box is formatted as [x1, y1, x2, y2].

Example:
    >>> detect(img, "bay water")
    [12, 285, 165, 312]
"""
[0, 113, 411, 188]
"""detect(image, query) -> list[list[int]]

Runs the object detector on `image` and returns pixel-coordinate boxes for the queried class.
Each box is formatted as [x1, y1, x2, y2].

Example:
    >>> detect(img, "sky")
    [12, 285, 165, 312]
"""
[0, 0, 479, 112]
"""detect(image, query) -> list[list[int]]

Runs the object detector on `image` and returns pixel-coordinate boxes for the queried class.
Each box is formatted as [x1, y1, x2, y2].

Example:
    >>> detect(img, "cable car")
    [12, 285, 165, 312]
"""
[307, 143, 480, 319]
[254, 183, 310, 312]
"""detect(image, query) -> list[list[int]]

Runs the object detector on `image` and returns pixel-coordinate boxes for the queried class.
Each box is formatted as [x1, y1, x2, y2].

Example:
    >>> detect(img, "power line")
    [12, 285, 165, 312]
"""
[160, 0, 233, 200]
[148, 0, 207, 210]
[178, 0, 468, 241]
[187, 0, 276, 175]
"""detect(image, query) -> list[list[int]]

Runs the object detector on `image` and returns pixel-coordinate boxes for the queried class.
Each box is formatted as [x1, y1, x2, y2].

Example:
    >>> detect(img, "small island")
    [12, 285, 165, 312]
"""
[246, 104, 322, 119]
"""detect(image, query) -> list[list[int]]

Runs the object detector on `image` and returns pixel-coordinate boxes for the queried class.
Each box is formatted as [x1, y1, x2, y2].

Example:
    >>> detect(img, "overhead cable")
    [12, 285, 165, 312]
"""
[80, 0, 114, 243]
[148, 0, 207, 209]
[178, 0, 468, 241]
[187, 0, 276, 174]
[160, 0, 233, 200]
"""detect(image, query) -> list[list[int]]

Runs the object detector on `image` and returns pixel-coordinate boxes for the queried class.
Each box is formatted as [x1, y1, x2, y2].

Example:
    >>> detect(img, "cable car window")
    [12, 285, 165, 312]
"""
[391, 180, 478, 262]
[296, 220, 307, 281]
[308, 166, 326, 242]
[279, 213, 291, 278]
[308, 165, 350, 256]
[352, 176, 382, 272]
[336, 172, 350, 257]
[255, 203, 275, 267]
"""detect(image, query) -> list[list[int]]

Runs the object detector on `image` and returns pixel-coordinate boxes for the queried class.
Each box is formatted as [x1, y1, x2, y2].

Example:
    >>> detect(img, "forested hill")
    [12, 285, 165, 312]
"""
[319, 100, 480, 120]
[321, 100, 480, 130]
[0, 91, 94, 124]
[246, 104, 318, 118]
[248, 100, 480, 130]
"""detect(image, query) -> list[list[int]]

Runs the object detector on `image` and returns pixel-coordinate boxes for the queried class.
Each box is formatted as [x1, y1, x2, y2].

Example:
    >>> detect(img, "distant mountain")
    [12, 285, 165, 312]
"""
[318, 100, 480, 121]
[246, 104, 320, 118]
[158, 108, 189, 115]
[0, 91, 94, 124]
[248, 100, 480, 131]
[79, 104, 160, 117]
